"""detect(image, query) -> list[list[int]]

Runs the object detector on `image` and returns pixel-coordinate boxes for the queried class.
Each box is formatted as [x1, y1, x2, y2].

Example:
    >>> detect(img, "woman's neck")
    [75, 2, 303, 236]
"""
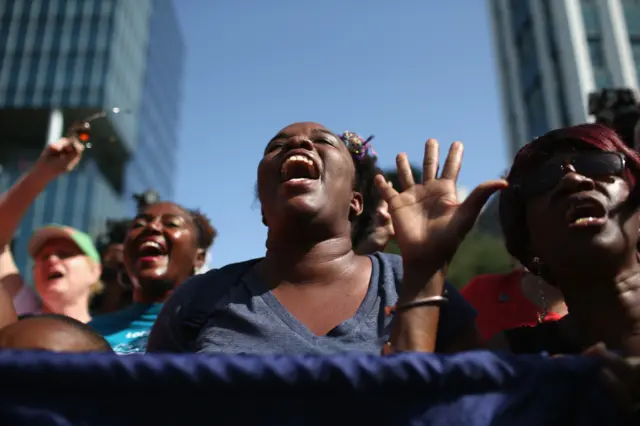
[42, 298, 91, 323]
[520, 271, 567, 315]
[132, 275, 191, 304]
[561, 267, 640, 354]
[263, 236, 357, 286]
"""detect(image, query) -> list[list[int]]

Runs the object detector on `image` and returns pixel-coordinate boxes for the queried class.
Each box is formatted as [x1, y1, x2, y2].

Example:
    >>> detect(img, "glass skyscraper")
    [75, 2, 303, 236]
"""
[126, 0, 185, 210]
[488, 0, 640, 158]
[0, 0, 184, 282]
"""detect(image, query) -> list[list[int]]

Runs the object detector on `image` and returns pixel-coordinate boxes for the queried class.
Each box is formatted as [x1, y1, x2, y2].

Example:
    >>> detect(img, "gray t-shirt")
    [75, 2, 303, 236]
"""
[147, 252, 476, 354]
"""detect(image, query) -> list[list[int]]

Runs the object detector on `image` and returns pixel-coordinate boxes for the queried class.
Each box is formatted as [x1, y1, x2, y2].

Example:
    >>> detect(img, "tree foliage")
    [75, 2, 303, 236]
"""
[385, 230, 512, 290]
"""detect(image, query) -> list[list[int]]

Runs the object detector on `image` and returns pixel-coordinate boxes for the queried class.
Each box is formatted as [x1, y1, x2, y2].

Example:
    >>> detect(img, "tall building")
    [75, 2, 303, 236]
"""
[0, 0, 184, 281]
[489, 0, 640, 158]
[126, 0, 185, 212]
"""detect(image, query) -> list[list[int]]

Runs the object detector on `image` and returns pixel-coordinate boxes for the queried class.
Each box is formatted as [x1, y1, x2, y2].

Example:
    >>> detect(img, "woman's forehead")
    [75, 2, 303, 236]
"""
[272, 122, 334, 139]
[143, 202, 189, 218]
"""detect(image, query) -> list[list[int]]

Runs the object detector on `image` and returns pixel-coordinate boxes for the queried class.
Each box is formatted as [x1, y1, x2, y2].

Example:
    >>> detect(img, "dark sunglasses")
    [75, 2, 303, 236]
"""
[514, 151, 626, 200]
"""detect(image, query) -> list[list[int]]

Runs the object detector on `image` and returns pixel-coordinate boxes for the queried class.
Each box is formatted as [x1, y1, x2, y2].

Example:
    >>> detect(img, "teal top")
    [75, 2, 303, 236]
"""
[90, 303, 163, 355]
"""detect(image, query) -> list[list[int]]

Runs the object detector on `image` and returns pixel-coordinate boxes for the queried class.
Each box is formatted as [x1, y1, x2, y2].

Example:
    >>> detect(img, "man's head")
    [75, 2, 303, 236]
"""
[0, 314, 112, 353]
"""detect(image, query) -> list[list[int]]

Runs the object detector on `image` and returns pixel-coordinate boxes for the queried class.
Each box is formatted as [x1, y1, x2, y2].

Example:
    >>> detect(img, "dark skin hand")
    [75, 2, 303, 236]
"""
[375, 139, 506, 352]
[354, 190, 484, 352]
[257, 122, 372, 336]
[124, 202, 206, 304]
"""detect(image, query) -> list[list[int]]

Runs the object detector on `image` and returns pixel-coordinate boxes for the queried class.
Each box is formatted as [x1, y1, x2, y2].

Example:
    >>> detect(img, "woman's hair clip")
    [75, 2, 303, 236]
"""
[339, 131, 377, 161]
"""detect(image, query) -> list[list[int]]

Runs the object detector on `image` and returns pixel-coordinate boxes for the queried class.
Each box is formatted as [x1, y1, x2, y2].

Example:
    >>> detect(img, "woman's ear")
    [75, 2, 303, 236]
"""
[350, 191, 364, 218]
[194, 248, 207, 271]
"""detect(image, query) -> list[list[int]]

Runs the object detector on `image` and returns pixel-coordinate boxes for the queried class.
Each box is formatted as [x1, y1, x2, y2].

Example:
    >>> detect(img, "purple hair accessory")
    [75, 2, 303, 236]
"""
[339, 131, 377, 161]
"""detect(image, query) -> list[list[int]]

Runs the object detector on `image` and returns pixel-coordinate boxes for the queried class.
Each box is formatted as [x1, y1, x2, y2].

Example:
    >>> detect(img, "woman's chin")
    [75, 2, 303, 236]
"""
[280, 196, 325, 217]
[134, 267, 169, 283]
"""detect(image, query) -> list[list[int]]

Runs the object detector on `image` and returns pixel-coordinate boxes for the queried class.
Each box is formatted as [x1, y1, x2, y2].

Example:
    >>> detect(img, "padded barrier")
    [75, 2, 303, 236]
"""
[0, 350, 623, 425]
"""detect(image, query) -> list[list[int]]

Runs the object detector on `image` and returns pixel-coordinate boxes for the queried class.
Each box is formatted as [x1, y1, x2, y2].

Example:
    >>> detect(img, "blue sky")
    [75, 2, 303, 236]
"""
[173, 0, 508, 268]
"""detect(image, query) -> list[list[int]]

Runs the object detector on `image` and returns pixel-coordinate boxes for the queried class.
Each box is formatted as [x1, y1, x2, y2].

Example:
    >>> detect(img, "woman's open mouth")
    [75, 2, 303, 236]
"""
[45, 271, 65, 282]
[566, 198, 607, 228]
[136, 239, 169, 265]
[280, 154, 320, 184]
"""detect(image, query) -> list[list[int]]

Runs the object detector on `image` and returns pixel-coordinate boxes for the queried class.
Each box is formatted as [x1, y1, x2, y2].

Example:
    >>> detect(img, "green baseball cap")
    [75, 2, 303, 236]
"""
[28, 225, 101, 264]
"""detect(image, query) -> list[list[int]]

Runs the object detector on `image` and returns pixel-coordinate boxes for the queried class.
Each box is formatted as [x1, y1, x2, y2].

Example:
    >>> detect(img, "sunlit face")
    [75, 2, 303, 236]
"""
[124, 202, 199, 288]
[257, 122, 362, 227]
[33, 238, 101, 307]
[522, 147, 639, 276]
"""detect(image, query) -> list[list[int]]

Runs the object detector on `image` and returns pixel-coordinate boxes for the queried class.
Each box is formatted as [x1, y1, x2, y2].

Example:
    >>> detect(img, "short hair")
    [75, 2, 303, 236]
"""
[499, 123, 640, 265]
[350, 155, 383, 248]
[335, 131, 383, 248]
[189, 210, 217, 250]
[19, 313, 112, 352]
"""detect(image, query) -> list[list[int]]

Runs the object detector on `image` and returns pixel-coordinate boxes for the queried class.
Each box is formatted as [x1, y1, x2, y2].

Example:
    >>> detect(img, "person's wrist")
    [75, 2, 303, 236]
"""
[400, 264, 446, 303]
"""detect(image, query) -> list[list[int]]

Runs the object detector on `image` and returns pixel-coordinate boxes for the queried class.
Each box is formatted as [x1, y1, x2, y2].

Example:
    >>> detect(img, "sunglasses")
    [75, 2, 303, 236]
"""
[514, 151, 626, 200]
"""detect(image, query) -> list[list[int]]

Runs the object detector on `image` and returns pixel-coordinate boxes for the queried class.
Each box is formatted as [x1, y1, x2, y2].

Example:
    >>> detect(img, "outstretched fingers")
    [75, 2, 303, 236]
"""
[422, 138, 439, 182]
[374, 174, 398, 203]
[440, 141, 463, 182]
[396, 153, 415, 190]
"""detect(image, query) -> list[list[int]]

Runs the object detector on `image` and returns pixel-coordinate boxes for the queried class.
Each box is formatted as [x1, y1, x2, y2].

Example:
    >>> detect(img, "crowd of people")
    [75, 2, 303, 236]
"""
[1, 116, 640, 419]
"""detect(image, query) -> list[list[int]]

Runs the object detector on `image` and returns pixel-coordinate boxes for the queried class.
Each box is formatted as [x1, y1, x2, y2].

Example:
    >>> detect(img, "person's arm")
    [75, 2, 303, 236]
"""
[0, 245, 24, 299]
[0, 136, 85, 297]
[387, 270, 446, 353]
[0, 169, 53, 299]
[0, 168, 53, 248]
[388, 271, 481, 353]
[0, 281, 17, 329]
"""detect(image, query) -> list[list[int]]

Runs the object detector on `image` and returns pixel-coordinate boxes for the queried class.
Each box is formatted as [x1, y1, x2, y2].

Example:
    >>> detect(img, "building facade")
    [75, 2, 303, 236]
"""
[125, 0, 185, 211]
[0, 0, 184, 282]
[489, 0, 640, 158]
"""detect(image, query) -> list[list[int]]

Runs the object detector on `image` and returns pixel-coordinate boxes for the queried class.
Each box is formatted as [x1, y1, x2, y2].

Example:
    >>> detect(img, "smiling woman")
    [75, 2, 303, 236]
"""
[147, 122, 486, 355]
[89, 202, 216, 354]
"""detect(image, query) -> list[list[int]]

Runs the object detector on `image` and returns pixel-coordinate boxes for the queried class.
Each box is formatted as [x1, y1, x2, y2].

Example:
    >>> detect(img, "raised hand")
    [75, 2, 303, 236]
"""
[374, 138, 507, 277]
[35, 124, 86, 179]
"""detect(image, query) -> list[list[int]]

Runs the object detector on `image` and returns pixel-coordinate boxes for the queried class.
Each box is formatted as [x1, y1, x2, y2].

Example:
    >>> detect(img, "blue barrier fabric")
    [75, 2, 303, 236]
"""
[0, 350, 622, 425]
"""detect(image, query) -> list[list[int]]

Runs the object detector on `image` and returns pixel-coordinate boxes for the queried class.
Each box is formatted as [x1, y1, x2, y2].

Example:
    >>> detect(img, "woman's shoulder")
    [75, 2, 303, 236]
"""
[371, 252, 403, 271]
[170, 258, 263, 303]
